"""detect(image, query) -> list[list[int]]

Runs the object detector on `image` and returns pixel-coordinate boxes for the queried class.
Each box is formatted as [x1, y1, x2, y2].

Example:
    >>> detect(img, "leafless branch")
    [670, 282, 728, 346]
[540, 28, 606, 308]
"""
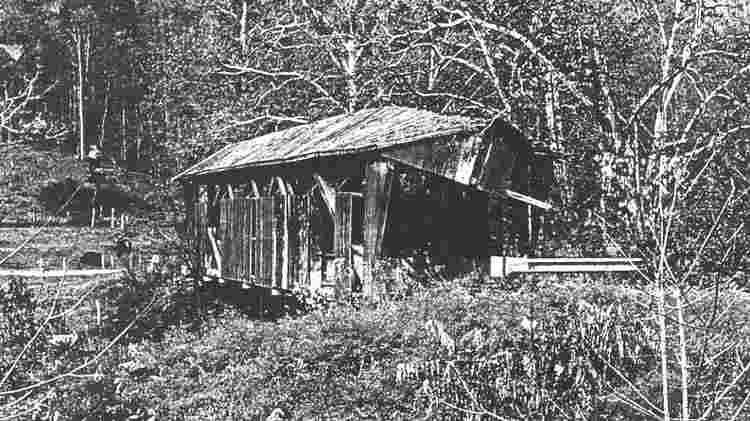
[213, 113, 308, 134]
[435, 6, 594, 108]
[218, 64, 344, 110]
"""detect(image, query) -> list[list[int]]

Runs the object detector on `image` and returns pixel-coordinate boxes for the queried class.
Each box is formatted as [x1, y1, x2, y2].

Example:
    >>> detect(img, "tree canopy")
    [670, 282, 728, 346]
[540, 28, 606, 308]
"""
[0, 0, 748, 269]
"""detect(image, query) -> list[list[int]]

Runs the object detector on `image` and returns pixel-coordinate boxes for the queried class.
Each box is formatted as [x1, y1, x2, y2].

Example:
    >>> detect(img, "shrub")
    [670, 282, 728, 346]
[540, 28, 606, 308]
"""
[7, 275, 749, 420]
[37, 178, 150, 224]
[81, 281, 659, 419]
[0, 278, 69, 390]
[37, 178, 92, 219]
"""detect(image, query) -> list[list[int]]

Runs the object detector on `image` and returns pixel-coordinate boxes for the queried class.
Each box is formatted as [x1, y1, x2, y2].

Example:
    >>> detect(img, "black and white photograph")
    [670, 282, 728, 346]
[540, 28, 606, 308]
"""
[1, 0, 749, 419]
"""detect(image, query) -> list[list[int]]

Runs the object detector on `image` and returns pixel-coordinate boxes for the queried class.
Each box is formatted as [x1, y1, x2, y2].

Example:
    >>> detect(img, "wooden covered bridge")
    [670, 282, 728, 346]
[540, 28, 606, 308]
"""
[174, 106, 552, 297]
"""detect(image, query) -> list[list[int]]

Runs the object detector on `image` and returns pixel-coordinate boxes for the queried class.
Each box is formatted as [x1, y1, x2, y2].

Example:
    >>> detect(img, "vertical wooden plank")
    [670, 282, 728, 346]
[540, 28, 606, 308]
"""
[343, 193, 352, 290]
[219, 199, 231, 278]
[207, 185, 218, 228]
[194, 201, 204, 274]
[249, 199, 254, 279]
[201, 201, 208, 272]
[229, 199, 236, 278]
[363, 161, 395, 299]
[221, 198, 228, 278]
[262, 197, 275, 287]
[236, 199, 241, 278]
[286, 193, 296, 290]
[269, 196, 276, 288]
[244, 198, 250, 280]
[218, 198, 225, 274]
[334, 193, 352, 258]
[229, 199, 235, 278]
[257, 197, 264, 284]
[249, 198, 254, 280]
[251, 198, 257, 279]
[297, 194, 310, 288]
[345, 193, 352, 263]
[279, 194, 289, 290]
[258, 197, 262, 282]
[332, 193, 354, 291]
[193, 201, 200, 268]
[273, 196, 281, 288]
[182, 182, 195, 237]
[239, 199, 246, 280]
[237, 199, 243, 279]
[334, 194, 341, 256]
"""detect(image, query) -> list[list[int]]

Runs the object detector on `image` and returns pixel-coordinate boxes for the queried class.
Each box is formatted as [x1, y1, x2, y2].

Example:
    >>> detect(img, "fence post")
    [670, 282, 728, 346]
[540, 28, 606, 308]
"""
[96, 299, 101, 332]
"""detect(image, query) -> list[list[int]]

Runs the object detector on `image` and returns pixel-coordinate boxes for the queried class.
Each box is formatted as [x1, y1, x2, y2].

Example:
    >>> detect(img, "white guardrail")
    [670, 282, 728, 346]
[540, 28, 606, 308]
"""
[490, 256, 643, 278]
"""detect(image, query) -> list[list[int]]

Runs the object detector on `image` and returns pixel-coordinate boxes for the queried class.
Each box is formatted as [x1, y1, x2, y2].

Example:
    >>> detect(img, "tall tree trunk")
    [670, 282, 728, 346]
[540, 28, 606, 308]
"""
[342, 40, 360, 113]
[98, 81, 110, 148]
[75, 30, 85, 160]
[240, 1, 248, 55]
[121, 105, 126, 161]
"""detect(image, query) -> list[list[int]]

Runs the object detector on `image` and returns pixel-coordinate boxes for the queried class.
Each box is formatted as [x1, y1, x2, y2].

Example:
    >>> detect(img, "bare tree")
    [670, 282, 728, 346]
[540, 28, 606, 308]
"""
[591, 1, 750, 419]
[0, 45, 56, 139]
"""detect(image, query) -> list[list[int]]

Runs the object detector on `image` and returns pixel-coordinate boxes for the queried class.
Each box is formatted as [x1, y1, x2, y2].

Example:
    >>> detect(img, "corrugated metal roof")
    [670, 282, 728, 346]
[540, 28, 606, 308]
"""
[174, 106, 486, 180]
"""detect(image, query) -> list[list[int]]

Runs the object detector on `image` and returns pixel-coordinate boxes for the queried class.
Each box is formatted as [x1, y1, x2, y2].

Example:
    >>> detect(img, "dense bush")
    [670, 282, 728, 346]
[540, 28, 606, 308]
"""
[47, 280, 732, 420]
[3, 276, 749, 420]
[36, 178, 150, 225]
[0, 278, 50, 389]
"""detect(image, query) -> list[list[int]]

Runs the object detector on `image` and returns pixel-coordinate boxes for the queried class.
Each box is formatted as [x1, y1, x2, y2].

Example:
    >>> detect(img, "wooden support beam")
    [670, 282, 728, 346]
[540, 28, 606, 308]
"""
[273, 176, 287, 196]
[207, 227, 223, 277]
[207, 185, 219, 227]
[296, 195, 311, 288]
[249, 179, 260, 197]
[313, 173, 336, 219]
[362, 161, 394, 299]
[280, 185, 290, 290]
[285, 180, 295, 196]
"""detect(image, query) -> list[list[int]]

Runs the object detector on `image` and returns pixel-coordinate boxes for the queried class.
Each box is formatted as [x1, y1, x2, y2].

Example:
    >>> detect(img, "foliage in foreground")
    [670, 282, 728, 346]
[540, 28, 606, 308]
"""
[3, 275, 747, 420]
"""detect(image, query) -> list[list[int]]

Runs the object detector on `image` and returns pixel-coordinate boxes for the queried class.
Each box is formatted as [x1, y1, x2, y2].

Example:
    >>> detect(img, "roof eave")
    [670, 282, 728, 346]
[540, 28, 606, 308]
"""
[172, 123, 486, 182]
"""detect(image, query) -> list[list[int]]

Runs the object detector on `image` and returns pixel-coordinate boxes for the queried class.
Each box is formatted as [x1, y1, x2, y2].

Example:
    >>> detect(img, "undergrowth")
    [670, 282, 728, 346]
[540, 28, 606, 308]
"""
[2, 275, 750, 420]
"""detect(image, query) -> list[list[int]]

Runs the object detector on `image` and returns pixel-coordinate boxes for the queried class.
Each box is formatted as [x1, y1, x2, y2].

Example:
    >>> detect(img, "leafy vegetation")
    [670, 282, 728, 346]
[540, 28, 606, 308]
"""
[2, 274, 749, 420]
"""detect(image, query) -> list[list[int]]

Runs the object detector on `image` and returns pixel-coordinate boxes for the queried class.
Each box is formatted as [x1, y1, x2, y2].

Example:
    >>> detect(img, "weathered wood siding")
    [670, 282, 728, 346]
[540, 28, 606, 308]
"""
[194, 192, 358, 291]
[194, 201, 209, 268]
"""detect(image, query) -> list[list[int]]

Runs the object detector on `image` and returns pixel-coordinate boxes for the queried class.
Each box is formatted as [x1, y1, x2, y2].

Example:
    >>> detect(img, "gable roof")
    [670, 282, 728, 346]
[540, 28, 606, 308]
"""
[173, 106, 486, 181]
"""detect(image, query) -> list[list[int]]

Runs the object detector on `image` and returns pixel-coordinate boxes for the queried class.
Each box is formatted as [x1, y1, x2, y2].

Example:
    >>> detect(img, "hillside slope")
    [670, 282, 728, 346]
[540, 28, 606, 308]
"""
[0, 143, 87, 225]
[1, 142, 173, 226]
